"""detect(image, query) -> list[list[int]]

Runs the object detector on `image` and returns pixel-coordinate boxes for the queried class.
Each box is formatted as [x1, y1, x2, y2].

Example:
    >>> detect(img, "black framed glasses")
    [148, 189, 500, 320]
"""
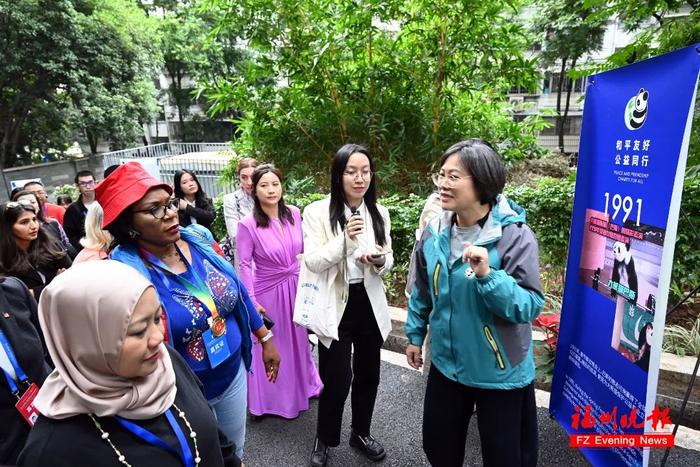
[133, 199, 179, 220]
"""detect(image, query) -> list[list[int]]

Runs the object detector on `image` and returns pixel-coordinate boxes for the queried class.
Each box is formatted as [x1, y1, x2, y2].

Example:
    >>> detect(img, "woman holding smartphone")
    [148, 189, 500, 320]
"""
[302, 144, 393, 467]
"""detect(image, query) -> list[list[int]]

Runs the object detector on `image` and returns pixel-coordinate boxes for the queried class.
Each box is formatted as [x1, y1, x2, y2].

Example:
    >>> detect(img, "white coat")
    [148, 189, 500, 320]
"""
[301, 197, 393, 348]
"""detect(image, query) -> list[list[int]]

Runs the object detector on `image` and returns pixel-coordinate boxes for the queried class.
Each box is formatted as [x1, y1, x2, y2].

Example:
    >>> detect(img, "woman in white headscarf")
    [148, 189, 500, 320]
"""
[19, 260, 240, 467]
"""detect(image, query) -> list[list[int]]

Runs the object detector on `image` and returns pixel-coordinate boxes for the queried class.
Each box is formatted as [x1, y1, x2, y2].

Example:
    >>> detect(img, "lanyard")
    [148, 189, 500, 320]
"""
[139, 246, 220, 322]
[116, 409, 195, 467]
[0, 328, 30, 395]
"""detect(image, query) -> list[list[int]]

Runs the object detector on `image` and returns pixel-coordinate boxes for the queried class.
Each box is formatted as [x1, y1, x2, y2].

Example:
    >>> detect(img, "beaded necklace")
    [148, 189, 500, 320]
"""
[89, 403, 201, 466]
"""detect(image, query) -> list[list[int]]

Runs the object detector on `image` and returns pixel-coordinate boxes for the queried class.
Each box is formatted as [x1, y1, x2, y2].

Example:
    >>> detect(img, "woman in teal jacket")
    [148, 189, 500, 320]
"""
[405, 139, 544, 467]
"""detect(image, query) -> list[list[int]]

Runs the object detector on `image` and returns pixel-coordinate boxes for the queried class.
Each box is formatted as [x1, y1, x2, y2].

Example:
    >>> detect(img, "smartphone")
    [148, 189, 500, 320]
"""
[370, 250, 392, 258]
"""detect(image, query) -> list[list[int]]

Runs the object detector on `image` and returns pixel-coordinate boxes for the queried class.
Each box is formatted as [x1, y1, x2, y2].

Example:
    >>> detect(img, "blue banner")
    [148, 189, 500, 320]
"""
[550, 44, 700, 467]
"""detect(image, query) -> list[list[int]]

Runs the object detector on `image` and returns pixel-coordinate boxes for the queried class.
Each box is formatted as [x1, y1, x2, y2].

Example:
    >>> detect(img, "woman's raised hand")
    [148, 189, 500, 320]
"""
[345, 215, 364, 240]
[462, 242, 491, 277]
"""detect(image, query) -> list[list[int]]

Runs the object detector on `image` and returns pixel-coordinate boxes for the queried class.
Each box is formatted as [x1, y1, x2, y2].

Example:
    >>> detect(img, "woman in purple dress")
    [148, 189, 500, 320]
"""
[237, 164, 323, 418]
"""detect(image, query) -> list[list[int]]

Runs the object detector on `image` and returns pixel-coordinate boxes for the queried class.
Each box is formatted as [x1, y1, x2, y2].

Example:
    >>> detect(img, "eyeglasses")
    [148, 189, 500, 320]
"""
[133, 199, 179, 220]
[432, 173, 473, 188]
[78, 180, 96, 188]
[343, 170, 373, 181]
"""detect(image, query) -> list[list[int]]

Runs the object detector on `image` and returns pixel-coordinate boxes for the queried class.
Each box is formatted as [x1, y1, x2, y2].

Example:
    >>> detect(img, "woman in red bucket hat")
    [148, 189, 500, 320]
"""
[96, 161, 280, 460]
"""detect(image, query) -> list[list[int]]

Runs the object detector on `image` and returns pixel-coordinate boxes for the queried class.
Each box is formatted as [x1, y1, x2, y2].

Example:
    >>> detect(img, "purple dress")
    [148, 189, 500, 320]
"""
[237, 206, 323, 418]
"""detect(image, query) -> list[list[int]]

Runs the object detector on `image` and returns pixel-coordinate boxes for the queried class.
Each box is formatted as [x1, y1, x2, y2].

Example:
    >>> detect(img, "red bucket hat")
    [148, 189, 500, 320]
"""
[95, 161, 173, 229]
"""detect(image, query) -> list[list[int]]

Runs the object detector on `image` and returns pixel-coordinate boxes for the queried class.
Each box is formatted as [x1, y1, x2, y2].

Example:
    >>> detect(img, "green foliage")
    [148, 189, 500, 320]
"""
[70, 0, 162, 153]
[158, 6, 208, 139]
[155, 1, 248, 142]
[282, 175, 427, 267]
[581, 0, 700, 173]
[211, 194, 227, 240]
[1, 0, 80, 167]
[671, 175, 700, 303]
[200, 0, 547, 193]
[530, 0, 609, 152]
[284, 192, 328, 213]
[385, 260, 410, 308]
[533, 339, 557, 385]
[21, 94, 76, 161]
[209, 171, 698, 315]
[53, 184, 79, 202]
[0, 0, 162, 168]
[531, 0, 608, 67]
[505, 176, 576, 264]
[662, 320, 700, 357]
[380, 193, 427, 265]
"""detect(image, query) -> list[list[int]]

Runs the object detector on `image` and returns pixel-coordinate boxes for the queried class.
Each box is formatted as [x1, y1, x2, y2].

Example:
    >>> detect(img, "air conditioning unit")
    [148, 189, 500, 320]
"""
[509, 96, 524, 106]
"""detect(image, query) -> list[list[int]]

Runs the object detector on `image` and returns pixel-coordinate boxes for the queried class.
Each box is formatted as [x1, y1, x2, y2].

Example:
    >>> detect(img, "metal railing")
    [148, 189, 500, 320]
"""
[102, 143, 236, 197]
[536, 134, 580, 153]
[537, 134, 580, 167]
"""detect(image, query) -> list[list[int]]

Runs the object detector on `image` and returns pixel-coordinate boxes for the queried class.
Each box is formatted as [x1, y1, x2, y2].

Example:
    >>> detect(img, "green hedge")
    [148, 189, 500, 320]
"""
[210, 174, 699, 304]
[672, 175, 700, 303]
[504, 176, 575, 265]
[212, 191, 426, 265]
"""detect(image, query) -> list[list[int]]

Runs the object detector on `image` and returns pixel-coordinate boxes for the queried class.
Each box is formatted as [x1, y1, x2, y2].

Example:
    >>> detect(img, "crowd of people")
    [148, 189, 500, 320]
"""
[0, 139, 544, 467]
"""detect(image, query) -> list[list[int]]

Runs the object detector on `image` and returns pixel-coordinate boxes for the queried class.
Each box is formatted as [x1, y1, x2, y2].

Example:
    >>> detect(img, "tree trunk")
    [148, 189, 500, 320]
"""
[556, 57, 567, 153]
[0, 140, 11, 198]
[367, 17, 376, 155]
[432, 0, 447, 150]
[176, 71, 186, 142]
[1, 101, 30, 169]
[321, 67, 347, 143]
[562, 56, 578, 154]
[87, 128, 98, 155]
[9, 121, 23, 165]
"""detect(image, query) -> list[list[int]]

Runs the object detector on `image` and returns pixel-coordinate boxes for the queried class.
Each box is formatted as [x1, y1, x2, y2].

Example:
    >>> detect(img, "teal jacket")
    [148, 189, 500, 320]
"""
[405, 195, 545, 389]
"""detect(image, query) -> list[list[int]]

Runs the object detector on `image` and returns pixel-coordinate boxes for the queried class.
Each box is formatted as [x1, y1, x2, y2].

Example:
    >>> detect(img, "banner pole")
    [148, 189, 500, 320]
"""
[666, 208, 700, 318]
[660, 204, 700, 466]
[659, 345, 700, 467]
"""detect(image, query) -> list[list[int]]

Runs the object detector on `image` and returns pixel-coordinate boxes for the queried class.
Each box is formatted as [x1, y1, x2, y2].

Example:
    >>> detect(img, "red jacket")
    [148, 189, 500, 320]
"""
[44, 203, 65, 225]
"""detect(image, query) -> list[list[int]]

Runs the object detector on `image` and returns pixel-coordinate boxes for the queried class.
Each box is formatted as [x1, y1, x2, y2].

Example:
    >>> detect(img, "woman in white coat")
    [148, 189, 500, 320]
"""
[302, 144, 392, 467]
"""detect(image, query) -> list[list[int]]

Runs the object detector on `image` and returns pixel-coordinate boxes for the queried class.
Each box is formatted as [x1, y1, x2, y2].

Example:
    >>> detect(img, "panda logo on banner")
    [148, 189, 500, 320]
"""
[624, 88, 649, 130]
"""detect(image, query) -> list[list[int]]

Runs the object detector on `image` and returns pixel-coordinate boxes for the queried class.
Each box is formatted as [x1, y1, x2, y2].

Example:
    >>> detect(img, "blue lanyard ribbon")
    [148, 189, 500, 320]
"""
[0, 328, 29, 395]
[139, 246, 220, 321]
[116, 409, 195, 467]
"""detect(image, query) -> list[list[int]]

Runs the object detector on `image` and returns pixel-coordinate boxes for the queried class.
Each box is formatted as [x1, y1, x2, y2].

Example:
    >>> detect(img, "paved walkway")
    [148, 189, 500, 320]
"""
[243, 349, 700, 466]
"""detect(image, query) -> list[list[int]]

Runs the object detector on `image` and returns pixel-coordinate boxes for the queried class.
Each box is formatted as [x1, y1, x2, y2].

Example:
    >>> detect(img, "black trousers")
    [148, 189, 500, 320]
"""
[316, 283, 383, 446]
[423, 365, 538, 467]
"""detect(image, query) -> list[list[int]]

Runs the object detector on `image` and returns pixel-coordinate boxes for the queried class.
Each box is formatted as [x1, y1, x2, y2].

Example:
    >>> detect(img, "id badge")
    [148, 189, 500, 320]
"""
[203, 329, 231, 369]
[16, 383, 40, 426]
